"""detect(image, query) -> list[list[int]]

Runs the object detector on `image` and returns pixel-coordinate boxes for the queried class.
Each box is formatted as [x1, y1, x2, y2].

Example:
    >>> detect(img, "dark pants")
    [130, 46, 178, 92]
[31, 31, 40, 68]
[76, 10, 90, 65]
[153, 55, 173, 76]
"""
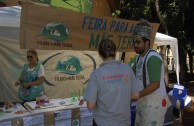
[93, 119, 98, 126]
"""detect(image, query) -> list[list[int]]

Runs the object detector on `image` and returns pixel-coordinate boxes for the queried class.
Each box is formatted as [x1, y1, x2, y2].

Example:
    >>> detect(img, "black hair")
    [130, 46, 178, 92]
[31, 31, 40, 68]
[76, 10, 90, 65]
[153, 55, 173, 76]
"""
[98, 39, 116, 59]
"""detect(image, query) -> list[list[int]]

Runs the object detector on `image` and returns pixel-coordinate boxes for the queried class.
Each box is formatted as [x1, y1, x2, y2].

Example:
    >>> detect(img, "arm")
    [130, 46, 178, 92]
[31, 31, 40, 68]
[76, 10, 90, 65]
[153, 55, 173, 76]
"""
[140, 56, 162, 98]
[87, 102, 96, 109]
[139, 81, 160, 98]
[84, 72, 98, 110]
[133, 55, 162, 99]
[130, 66, 139, 100]
[24, 76, 45, 87]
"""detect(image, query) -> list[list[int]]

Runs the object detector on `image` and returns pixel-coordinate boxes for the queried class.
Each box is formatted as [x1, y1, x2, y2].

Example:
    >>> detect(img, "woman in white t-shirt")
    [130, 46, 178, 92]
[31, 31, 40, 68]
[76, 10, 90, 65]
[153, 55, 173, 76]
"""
[15, 49, 45, 103]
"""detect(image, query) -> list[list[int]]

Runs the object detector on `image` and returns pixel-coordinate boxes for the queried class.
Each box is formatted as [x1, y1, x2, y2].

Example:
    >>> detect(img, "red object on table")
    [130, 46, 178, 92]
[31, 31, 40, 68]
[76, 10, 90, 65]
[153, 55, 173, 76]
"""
[79, 99, 84, 105]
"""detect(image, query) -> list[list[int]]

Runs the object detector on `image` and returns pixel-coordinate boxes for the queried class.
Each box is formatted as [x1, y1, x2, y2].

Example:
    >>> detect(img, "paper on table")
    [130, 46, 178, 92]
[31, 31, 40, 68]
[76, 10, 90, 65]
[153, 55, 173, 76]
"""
[0, 103, 30, 121]
[80, 116, 93, 126]
[0, 121, 11, 126]
[55, 109, 72, 121]
[23, 114, 44, 126]
[55, 119, 71, 126]
[25, 98, 73, 110]
[80, 107, 93, 118]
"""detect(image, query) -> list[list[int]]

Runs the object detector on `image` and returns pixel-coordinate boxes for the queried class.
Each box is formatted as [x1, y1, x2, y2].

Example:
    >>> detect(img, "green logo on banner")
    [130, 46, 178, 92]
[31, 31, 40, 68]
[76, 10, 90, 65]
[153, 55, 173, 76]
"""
[56, 56, 84, 75]
[40, 22, 70, 42]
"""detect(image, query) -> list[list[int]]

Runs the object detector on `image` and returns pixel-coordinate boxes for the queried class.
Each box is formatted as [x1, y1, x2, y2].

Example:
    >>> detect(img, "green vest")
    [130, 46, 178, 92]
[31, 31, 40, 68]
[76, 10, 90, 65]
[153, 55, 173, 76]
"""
[18, 63, 44, 101]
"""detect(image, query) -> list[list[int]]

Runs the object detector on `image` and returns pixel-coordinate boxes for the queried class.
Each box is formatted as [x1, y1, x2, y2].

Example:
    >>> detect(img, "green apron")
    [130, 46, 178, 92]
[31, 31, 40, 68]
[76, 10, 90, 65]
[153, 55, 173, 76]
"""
[18, 63, 44, 101]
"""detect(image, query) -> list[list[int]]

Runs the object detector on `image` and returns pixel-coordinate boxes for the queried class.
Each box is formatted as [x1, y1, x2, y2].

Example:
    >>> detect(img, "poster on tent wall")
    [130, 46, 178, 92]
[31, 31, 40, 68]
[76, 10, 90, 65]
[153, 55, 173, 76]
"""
[42, 50, 103, 100]
[0, 36, 104, 101]
[20, 2, 159, 52]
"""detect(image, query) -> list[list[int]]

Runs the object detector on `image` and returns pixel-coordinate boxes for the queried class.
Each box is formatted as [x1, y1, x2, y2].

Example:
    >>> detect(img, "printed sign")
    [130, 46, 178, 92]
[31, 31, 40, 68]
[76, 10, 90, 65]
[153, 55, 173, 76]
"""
[20, 2, 159, 52]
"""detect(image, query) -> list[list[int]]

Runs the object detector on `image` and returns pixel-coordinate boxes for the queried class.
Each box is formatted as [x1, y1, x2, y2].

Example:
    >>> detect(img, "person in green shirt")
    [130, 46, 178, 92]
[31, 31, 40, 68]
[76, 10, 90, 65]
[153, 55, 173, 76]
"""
[129, 20, 171, 126]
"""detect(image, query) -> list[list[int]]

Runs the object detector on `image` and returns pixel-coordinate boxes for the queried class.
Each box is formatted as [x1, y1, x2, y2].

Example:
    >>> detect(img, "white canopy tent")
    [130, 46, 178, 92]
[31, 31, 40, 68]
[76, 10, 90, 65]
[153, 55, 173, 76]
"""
[155, 32, 179, 84]
[0, 6, 180, 84]
[0, 6, 20, 27]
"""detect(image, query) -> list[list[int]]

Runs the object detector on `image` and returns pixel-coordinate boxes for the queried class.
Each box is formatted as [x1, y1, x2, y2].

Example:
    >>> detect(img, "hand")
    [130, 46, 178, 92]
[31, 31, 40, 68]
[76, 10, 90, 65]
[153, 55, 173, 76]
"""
[15, 80, 21, 86]
[131, 92, 140, 100]
[23, 83, 31, 88]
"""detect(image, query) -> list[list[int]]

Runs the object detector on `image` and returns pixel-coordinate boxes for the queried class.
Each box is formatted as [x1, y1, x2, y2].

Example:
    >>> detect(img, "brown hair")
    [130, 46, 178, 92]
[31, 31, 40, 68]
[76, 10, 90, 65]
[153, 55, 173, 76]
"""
[98, 39, 116, 59]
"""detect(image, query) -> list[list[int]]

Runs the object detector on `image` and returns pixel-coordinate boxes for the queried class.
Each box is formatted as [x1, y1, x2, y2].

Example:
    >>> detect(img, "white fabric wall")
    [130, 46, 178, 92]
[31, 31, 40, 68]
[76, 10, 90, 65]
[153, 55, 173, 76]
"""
[155, 33, 179, 84]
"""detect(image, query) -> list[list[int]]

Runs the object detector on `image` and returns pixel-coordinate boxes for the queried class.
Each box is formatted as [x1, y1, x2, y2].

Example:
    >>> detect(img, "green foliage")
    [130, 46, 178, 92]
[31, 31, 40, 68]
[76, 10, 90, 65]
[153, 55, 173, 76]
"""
[118, 0, 152, 20]
[112, 10, 121, 18]
[117, 0, 194, 54]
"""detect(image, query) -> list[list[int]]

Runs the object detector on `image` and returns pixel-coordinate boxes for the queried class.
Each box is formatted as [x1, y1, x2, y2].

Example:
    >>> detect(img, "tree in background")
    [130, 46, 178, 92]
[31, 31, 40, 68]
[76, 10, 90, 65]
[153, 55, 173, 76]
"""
[109, 0, 194, 84]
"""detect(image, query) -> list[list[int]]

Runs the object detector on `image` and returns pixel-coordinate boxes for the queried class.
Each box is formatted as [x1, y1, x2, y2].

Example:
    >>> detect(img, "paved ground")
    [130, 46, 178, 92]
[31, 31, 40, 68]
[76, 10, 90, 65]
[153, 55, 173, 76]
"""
[166, 83, 194, 126]
[168, 102, 194, 126]
[178, 95, 194, 126]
